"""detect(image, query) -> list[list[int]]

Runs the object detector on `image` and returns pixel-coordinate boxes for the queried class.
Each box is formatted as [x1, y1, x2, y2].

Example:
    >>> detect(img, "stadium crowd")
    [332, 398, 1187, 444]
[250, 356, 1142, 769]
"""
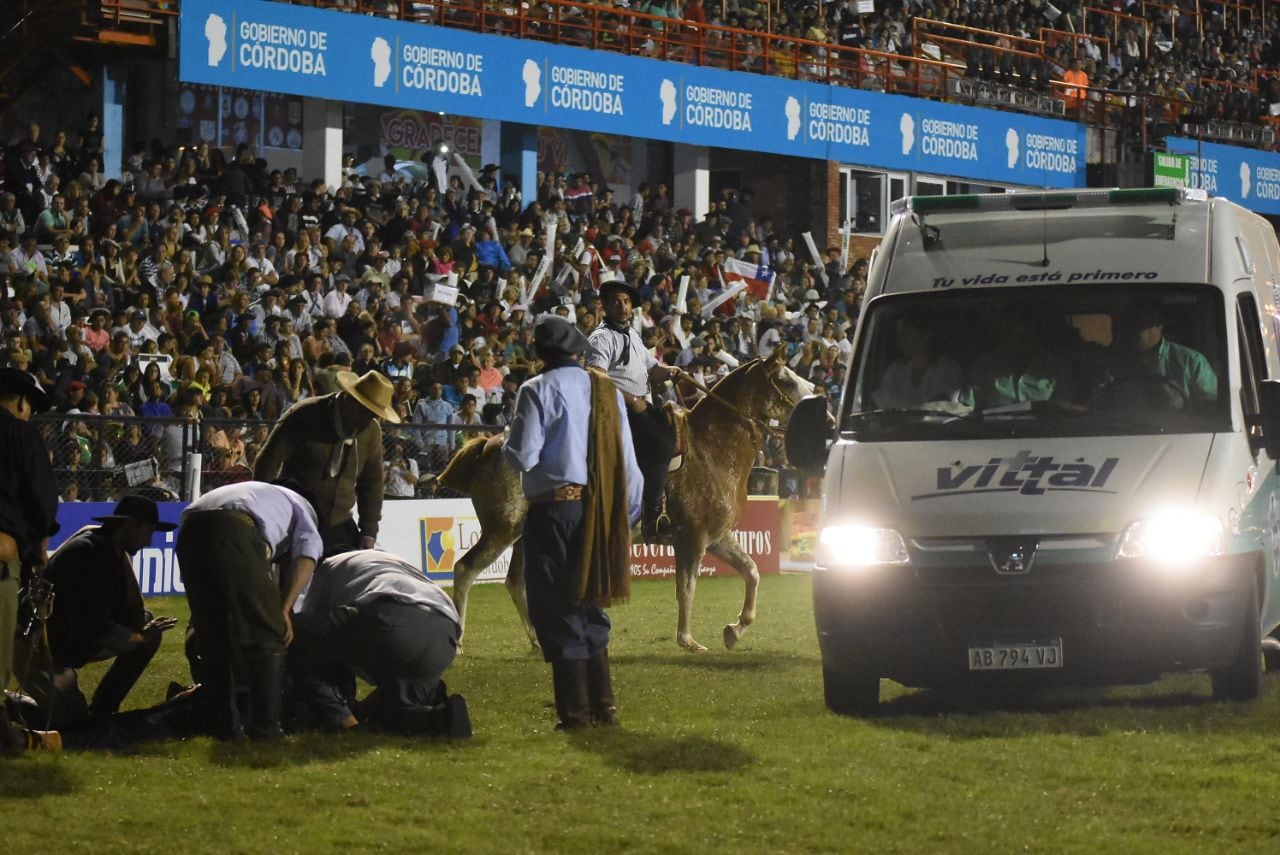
[0, 120, 862, 502]
[12, 1, 1278, 503]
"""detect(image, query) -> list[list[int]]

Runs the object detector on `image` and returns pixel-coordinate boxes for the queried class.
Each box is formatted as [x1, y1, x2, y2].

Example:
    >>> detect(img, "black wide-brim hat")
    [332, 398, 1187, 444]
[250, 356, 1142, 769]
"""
[599, 281, 640, 304]
[92, 495, 178, 531]
[533, 315, 590, 356]
[0, 367, 51, 414]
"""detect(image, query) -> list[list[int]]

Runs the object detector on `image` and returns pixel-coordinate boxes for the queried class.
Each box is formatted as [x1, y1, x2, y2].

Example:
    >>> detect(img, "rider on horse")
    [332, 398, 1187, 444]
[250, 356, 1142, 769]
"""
[587, 281, 685, 540]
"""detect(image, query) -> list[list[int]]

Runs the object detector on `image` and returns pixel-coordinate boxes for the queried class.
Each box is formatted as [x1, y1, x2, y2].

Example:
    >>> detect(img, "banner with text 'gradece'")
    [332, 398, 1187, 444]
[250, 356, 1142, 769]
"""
[179, 0, 1085, 188]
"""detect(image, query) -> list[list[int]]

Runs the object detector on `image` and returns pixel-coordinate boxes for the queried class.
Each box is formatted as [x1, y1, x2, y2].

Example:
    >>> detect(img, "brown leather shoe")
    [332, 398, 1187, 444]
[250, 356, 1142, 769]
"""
[24, 730, 62, 753]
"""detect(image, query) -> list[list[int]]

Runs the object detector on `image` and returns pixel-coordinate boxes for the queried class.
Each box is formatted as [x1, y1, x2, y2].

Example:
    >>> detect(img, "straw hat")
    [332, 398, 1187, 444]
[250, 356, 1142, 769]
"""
[335, 370, 401, 423]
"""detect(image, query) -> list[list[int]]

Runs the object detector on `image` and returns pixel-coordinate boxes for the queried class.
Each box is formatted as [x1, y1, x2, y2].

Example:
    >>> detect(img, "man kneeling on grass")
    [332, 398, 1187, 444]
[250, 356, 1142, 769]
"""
[24, 496, 180, 730]
[287, 549, 470, 738]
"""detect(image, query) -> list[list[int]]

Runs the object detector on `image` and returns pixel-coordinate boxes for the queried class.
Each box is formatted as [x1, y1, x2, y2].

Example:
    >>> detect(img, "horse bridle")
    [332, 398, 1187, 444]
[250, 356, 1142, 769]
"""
[680, 360, 790, 442]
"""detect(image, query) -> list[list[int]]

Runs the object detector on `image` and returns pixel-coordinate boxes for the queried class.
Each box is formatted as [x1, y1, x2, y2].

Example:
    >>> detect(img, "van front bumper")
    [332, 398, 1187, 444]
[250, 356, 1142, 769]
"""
[813, 552, 1259, 689]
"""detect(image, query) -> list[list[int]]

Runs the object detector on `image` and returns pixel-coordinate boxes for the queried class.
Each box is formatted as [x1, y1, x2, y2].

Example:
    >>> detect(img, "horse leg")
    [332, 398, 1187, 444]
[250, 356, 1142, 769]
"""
[450, 529, 518, 653]
[707, 532, 760, 649]
[675, 542, 708, 652]
[502, 537, 540, 653]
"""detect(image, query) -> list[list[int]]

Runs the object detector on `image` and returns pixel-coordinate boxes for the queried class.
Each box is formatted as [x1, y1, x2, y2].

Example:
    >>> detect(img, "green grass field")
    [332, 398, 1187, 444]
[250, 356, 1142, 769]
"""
[4, 573, 1280, 853]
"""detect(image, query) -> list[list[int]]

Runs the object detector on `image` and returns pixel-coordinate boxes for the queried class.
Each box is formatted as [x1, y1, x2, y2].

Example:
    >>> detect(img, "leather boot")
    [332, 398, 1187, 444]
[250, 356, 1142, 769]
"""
[246, 652, 286, 742]
[586, 649, 618, 726]
[198, 649, 244, 741]
[550, 659, 590, 730]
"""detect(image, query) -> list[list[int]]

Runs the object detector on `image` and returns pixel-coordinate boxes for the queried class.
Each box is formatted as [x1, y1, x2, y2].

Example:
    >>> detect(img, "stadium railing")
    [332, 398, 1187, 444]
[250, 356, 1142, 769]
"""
[1084, 6, 1150, 50]
[284, 0, 1266, 151]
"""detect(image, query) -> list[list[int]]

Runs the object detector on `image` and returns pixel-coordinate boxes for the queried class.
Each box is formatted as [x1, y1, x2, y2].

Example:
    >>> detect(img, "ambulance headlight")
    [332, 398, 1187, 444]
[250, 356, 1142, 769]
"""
[817, 524, 910, 569]
[1116, 512, 1225, 565]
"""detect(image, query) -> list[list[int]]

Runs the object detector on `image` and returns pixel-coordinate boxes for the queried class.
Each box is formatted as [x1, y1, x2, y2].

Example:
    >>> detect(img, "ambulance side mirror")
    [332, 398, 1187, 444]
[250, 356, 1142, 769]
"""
[786, 395, 833, 473]
[1259, 380, 1280, 461]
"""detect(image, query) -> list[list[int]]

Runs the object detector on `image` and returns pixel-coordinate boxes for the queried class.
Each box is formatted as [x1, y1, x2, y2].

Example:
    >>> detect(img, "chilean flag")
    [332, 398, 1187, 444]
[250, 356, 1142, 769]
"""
[722, 256, 774, 300]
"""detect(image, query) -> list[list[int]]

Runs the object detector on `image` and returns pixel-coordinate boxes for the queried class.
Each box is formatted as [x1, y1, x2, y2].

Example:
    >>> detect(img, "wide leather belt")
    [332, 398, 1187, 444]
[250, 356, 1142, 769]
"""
[528, 484, 585, 503]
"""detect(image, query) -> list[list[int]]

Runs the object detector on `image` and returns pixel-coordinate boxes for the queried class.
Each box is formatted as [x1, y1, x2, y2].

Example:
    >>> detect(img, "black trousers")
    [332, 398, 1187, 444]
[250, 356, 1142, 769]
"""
[523, 501, 610, 663]
[19, 628, 161, 730]
[290, 598, 458, 730]
[176, 509, 285, 735]
[628, 407, 675, 519]
[318, 517, 361, 557]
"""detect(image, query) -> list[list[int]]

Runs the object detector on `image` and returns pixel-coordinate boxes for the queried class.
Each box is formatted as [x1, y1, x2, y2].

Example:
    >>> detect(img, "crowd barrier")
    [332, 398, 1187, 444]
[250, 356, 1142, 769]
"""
[53, 496, 815, 596]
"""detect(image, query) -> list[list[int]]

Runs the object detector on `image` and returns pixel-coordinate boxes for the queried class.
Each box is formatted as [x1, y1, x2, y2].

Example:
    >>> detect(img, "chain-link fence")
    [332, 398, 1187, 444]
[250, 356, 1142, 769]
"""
[199, 415, 497, 500]
[33, 411, 500, 502]
[31, 413, 200, 503]
[33, 412, 810, 503]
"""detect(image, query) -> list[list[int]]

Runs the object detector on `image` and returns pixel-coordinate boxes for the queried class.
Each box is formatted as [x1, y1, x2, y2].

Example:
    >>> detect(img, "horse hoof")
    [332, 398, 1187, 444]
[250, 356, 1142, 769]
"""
[723, 624, 740, 649]
[679, 638, 708, 653]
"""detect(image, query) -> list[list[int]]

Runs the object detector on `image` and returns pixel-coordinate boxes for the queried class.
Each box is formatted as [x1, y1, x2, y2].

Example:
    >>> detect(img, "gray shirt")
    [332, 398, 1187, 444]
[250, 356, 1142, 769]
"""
[302, 549, 459, 626]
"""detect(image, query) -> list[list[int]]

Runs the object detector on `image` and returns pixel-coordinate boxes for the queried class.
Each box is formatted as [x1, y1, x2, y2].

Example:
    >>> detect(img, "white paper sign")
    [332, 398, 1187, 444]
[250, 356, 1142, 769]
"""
[701, 279, 747, 318]
[527, 253, 553, 296]
[451, 153, 484, 193]
[425, 281, 460, 306]
[802, 231, 829, 287]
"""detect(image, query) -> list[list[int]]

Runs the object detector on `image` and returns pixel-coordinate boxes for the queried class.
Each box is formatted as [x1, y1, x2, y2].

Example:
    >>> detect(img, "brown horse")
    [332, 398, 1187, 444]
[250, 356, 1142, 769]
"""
[437, 346, 814, 652]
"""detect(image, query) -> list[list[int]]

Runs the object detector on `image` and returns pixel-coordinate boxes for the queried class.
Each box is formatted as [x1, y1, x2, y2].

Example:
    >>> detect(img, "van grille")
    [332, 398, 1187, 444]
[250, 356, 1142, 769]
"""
[908, 534, 1119, 585]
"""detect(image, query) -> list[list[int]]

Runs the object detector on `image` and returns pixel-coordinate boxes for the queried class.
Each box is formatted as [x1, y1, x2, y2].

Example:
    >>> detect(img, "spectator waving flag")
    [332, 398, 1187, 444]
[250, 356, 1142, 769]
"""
[721, 256, 774, 300]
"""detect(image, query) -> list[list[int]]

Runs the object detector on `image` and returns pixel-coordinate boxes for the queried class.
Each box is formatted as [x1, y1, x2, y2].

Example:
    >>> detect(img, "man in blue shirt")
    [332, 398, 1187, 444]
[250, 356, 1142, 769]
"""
[412, 380, 456, 471]
[138, 379, 172, 418]
[176, 480, 323, 741]
[504, 315, 642, 730]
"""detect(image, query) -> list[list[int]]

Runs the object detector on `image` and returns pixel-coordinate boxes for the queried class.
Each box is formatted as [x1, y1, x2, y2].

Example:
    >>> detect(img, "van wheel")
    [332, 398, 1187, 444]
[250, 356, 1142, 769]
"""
[823, 666, 880, 716]
[1210, 583, 1262, 702]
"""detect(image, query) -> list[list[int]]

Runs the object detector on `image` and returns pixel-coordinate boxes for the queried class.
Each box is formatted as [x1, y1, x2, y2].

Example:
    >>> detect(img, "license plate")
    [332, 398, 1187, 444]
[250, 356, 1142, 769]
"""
[968, 640, 1063, 670]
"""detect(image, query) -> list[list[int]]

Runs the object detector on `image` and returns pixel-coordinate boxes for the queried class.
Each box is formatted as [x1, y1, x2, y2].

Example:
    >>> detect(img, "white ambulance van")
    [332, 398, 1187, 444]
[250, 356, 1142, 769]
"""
[788, 188, 1280, 715]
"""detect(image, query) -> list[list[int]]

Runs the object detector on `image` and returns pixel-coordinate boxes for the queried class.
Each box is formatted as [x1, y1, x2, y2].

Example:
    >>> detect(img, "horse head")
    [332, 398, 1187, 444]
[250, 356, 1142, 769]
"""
[702, 346, 816, 429]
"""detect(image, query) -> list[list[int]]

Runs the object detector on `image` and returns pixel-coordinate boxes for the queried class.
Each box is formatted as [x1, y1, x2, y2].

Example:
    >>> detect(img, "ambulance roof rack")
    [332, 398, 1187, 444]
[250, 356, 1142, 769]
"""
[891, 187, 1206, 218]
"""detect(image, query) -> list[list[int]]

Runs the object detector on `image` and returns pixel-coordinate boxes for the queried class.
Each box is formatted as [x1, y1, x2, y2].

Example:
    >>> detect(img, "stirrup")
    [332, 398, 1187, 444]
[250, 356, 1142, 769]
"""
[644, 513, 674, 545]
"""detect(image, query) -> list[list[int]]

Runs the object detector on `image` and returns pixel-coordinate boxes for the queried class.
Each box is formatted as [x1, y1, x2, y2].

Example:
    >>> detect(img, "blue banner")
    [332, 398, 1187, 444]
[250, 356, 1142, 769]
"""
[178, 0, 1085, 188]
[1165, 137, 1280, 215]
[52, 502, 188, 597]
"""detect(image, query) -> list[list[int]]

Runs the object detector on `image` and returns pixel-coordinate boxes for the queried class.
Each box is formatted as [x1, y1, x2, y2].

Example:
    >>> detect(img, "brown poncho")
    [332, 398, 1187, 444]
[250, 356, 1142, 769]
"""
[573, 368, 633, 607]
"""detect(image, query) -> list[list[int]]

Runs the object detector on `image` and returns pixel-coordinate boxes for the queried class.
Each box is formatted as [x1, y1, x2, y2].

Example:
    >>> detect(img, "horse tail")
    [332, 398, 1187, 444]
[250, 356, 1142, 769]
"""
[437, 436, 492, 494]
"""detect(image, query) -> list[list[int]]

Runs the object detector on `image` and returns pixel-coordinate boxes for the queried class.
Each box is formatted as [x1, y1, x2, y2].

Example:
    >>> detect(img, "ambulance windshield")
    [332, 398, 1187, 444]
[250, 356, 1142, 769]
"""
[842, 284, 1231, 439]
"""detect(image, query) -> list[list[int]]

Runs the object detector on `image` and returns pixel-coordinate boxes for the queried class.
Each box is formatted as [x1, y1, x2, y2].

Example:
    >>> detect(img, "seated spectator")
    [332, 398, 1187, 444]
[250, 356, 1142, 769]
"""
[35, 195, 74, 243]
